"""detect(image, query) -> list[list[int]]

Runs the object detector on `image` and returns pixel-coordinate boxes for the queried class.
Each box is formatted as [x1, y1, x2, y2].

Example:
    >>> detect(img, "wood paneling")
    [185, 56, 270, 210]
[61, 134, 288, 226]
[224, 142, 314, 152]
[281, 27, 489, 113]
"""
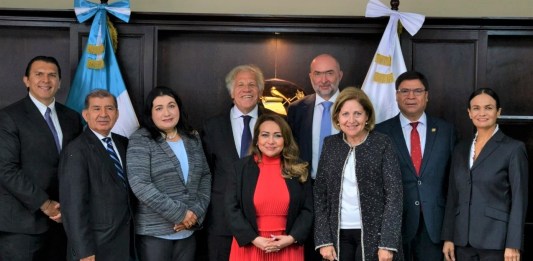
[156, 31, 381, 129]
[1, 11, 533, 258]
[0, 26, 70, 107]
[404, 30, 483, 138]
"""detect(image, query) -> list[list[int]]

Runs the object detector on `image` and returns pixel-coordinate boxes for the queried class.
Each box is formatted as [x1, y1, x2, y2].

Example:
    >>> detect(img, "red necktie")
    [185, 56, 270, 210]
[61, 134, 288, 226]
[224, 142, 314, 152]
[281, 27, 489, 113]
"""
[410, 122, 422, 176]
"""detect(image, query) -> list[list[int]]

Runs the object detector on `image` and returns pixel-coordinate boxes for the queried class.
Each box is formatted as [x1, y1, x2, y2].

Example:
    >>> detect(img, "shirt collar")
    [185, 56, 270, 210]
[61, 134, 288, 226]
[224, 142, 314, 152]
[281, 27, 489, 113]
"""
[399, 112, 427, 128]
[231, 104, 259, 119]
[91, 129, 112, 141]
[314, 89, 340, 107]
[29, 93, 56, 115]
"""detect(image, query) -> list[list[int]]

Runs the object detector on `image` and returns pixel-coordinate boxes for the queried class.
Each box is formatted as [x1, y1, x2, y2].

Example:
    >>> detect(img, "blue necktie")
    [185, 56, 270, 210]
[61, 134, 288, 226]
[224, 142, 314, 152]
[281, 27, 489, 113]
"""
[44, 107, 61, 153]
[240, 115, 252, 158]
[102, 137, 127, 187]
[319, 101, 333, 155]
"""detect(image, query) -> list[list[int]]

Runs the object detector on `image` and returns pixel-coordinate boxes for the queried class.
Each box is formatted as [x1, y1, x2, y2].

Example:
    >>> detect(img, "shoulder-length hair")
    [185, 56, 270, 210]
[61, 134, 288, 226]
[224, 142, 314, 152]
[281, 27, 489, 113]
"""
[332, 86, 376, 132]
[251, 114, 308, 183]
[141, 86, 195, 141]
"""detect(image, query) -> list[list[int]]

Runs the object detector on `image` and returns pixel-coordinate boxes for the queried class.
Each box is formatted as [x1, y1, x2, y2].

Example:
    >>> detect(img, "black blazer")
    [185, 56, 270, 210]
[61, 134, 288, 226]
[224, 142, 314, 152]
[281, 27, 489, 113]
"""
[0, 96, 82, 234]
[225, 156, 313, 246]
[441, 130, 528, 250]
[287, 94, 316, 165]
[201, 106, 267, 236]
[376, 114, 456, 243]
[59, 128, 133, 261]
[202, 109, 241, 236]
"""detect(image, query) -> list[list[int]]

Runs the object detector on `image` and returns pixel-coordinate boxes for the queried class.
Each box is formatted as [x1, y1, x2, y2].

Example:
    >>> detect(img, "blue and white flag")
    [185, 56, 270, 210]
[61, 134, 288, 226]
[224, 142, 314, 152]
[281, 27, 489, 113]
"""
[67, 0, 138, 137]
[361, 0, 425, 123]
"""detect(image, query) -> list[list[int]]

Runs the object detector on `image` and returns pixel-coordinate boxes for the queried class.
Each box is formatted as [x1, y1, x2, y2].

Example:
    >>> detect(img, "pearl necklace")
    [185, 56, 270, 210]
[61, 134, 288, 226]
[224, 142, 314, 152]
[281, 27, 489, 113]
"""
[163, 128, 178, 140]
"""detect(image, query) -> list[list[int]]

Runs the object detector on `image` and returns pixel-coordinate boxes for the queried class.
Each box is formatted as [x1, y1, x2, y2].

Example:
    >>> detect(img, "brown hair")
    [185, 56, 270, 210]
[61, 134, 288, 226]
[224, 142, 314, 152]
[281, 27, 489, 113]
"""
[251, 114, 309, 183]
[332, 87, 376, 132]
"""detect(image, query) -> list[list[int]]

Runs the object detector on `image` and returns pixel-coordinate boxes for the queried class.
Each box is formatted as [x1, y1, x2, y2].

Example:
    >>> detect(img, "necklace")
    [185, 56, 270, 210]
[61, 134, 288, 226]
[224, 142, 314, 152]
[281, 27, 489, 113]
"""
[163, 128, 178, 140]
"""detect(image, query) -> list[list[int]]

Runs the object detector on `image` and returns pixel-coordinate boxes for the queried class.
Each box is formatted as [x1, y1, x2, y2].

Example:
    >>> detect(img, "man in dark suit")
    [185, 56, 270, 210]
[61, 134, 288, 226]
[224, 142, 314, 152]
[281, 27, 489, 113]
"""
[202, 64, 265, 261]
[375, 71, 456, 261]
[287, 53, 343, 261]
[0, 56, 82, 261]
[59, 90, 133, 261]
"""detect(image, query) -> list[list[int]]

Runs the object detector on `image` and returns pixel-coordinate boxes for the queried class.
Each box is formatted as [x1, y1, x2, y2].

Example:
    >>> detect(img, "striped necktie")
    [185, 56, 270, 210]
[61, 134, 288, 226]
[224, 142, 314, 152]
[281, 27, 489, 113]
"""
[102, 137, 127, 186]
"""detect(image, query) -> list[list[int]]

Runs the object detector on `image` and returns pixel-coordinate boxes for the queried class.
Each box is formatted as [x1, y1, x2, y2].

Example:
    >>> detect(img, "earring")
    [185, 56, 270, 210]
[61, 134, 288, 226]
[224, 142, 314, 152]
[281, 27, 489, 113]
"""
[365, 122, 368, 125]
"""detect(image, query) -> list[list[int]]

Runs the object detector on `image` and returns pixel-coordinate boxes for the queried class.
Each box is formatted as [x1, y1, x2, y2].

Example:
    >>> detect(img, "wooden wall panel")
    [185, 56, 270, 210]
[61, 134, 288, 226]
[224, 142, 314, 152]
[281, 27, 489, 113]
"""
[487, 34, 533, 116]
[405, 30, 482, 139]
[0, 26, 70, 108]
[156, 32, 381, 129]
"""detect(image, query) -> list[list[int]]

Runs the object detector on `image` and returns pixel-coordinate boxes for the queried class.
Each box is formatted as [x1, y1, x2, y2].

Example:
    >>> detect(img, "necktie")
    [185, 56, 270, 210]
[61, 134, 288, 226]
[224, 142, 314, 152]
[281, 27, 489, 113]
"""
[44, 107, 61, 153]
[102, 137, 127, 186]
[240, 115, 252, 158]
[410, 122, 422, 176]
[319, 101, 333, 155]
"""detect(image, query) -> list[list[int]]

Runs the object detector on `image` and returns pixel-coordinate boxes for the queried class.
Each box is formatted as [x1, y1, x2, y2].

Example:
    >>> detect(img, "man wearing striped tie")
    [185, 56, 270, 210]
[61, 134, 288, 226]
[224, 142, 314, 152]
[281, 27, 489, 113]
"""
[58, 89, 134, 261]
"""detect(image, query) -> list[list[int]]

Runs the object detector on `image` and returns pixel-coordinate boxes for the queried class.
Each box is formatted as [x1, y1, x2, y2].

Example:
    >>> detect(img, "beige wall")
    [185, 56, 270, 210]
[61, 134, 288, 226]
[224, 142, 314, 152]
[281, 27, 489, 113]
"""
[1, 0, 532, 18]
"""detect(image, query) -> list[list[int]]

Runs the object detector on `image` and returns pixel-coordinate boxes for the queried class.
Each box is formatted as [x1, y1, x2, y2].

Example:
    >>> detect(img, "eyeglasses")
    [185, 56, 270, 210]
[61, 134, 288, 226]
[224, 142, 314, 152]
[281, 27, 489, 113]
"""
[397, 88, 426, 96]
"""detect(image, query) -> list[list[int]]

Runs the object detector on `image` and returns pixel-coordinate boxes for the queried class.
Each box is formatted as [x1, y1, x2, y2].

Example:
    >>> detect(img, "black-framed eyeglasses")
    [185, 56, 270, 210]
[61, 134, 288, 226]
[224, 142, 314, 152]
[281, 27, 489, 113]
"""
[397, 88, 426, 96]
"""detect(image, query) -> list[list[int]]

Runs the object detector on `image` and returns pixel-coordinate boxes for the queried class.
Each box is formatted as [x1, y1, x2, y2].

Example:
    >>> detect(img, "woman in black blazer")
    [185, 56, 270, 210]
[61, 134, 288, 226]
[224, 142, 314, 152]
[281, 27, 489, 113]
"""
[442, 88, 528, 261]
[225, 113, 313, 261]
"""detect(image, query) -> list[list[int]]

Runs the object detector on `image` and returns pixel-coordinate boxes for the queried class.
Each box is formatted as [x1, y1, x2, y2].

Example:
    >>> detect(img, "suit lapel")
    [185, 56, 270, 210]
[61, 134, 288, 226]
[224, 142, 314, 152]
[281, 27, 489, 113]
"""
[301, 95, 316, 162]
[420, 117, 437, 176]
[85, 129, 126, 189]
[471, 130, 504, 170]
[23, 97, 59, 155]
[389, 116, 417, 175]
[221, 114, 240, 160]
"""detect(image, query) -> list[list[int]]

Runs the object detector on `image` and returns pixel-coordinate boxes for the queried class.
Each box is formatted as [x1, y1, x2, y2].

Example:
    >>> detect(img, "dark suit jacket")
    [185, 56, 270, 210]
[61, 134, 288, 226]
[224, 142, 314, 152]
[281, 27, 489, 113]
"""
[202, 109, 241, 236]
[201, 106, 267, 236]
[225, 156, 313, 246]
[287, 94, 316, 166]
[0, 96, 82, 234]
[441, 130, 528, 250]
[376, 114, 456, 243]
[59, 128, 133, 261]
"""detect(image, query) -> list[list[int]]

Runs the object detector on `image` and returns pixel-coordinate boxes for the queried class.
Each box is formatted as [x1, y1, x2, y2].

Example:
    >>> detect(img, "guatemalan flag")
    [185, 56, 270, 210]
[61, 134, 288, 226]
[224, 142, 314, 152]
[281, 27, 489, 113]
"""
[361, 0, 425, 123]
[67, 0, 139, 137]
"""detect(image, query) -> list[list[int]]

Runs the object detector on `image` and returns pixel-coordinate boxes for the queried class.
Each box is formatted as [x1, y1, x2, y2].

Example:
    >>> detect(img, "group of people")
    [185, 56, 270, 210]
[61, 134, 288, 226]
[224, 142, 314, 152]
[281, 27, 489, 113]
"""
[0, 54, 527, 261]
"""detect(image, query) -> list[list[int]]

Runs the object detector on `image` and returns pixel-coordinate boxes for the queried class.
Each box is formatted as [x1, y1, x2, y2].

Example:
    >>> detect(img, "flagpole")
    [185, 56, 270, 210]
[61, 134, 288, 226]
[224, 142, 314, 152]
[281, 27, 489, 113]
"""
[391, 0, 399, 10]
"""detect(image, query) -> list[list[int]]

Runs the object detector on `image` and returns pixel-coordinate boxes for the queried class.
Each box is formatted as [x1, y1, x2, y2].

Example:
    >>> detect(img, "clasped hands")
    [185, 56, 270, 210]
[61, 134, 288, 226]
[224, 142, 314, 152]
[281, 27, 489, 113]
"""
[252, 234, 295, 254]
[40, 199, 62, 223]
[173, 210, 197, 232]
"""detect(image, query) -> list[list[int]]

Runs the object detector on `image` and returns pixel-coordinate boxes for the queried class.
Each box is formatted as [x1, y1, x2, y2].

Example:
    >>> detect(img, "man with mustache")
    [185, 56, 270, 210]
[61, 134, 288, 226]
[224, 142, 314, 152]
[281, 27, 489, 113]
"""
[59, 90, 133, 261]
[376, 71, 456, 261]
[287, 54, 343, 261]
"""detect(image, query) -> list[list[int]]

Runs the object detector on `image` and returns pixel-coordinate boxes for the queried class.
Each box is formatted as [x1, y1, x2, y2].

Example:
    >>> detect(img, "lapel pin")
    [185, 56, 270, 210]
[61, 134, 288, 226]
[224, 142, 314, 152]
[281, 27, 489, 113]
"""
[432, 128, 436, 132]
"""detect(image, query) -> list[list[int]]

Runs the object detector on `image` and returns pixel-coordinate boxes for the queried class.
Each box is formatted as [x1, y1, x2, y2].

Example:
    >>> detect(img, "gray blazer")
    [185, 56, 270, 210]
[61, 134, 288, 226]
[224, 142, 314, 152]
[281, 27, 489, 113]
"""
[442, 130, 528, 250]
[127, 128, 211, 236]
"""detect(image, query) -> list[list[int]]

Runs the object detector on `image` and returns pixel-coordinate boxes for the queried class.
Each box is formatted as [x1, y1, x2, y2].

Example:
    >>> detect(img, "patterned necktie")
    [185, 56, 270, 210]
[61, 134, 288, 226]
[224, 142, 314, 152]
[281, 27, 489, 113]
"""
[410, 122, 422, 176]
[319, 101, 333, 155]
[102, 137, 127, 186]
[44, 107, 61, 153]
[240, 115, 252, 158]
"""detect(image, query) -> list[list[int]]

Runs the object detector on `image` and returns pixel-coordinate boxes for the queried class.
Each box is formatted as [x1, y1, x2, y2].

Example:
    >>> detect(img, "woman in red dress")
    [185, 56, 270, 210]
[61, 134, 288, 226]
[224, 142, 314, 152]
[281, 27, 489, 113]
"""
[225, 113, 313, 261]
